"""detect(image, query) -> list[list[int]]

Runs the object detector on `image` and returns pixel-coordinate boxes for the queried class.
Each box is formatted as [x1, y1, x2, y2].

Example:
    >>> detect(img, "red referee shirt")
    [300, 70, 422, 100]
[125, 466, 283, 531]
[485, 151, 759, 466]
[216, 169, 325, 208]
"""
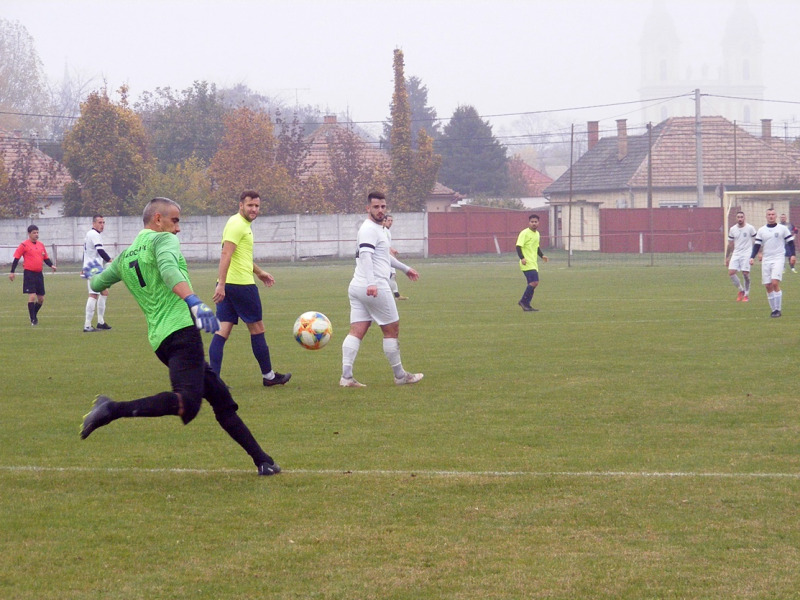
[13, 239, 50, 273]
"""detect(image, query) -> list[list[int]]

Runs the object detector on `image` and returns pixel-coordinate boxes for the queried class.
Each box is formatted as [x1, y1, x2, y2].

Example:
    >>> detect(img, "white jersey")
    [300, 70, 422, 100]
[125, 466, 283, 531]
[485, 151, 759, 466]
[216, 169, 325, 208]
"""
[728, 223, 756, 258]
[755, 223, 794, 261]
[83, 228, 106, 268]
[350, 217, 392, 289]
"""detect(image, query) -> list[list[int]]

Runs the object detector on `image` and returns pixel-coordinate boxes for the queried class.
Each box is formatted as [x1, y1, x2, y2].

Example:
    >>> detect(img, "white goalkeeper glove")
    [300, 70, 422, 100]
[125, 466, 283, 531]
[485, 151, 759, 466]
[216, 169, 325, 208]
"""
[81, 260, 104, 279]
[184, 294, 220, 333]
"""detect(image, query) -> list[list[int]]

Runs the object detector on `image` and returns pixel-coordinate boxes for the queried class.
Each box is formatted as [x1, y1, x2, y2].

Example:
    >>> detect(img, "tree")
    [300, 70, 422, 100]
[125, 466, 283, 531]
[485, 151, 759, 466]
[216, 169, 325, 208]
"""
[0, 19, 49, 133]
[61, 86, 154, 216]
[436, 105, 509, 196]
[275, 108, 314, 180]
[135, 155, 214, 215]
[324, 127, 386, 213]
[135, 81, 226, 169]
[387, 50, 441, 211]
[208, 106, 295, 214]
[0, 132, 62, 218]
[388, 50, 414, 207]
[383, 76, 440, 150]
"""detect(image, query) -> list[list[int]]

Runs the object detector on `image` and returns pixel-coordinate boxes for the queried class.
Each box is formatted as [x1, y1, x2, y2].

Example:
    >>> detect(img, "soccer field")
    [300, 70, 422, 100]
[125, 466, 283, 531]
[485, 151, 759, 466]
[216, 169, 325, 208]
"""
[2, 258, 800, 599]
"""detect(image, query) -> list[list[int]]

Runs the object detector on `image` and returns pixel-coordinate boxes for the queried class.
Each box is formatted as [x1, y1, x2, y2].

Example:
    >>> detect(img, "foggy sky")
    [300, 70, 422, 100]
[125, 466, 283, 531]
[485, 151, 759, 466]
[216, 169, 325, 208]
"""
[3, 0, 799, 137]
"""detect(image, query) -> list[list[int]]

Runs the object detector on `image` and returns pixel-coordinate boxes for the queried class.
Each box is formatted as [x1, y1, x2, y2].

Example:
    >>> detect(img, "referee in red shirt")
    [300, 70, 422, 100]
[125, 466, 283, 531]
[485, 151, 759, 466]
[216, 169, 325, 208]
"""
[8, 225, 57, 325]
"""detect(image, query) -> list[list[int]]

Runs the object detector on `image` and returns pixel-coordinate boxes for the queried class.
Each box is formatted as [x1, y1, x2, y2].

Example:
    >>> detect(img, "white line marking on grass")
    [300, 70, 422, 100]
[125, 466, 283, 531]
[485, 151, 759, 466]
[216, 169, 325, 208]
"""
[2, 465, 800, 479]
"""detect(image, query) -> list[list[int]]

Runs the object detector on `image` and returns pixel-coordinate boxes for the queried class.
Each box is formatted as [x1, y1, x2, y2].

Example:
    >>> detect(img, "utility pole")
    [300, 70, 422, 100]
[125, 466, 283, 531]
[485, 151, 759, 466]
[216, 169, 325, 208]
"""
[695, 89, 704, 206]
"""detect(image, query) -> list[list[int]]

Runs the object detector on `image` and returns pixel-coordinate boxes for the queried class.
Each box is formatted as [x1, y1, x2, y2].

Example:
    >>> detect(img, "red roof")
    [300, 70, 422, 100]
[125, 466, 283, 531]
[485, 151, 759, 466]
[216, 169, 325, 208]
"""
[0, 129, 73, 198]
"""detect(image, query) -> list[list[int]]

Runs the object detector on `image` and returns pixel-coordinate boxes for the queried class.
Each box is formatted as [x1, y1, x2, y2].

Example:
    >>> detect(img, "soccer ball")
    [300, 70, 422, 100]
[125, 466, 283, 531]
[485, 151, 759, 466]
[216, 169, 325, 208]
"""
[293, 311, 332, 350]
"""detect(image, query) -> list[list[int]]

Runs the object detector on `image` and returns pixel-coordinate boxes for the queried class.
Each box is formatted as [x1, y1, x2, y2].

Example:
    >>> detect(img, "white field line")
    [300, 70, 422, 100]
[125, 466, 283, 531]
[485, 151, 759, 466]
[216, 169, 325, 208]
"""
[2, 465, 800, 479]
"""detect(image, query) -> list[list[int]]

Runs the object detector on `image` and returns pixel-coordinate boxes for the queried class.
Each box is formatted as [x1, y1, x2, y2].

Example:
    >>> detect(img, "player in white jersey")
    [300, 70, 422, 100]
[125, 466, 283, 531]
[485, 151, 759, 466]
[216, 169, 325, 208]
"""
[83, 214, 113, 332]
[340, 192, 422, 388]
[725, 211, 756, 302]
[383, 214, 408, 301]
[750, 207, 796, 317]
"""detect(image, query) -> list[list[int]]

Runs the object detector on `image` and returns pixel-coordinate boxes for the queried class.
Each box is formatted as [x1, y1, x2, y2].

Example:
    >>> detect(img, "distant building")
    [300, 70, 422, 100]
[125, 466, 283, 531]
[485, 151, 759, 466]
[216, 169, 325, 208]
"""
[0, 129, 73, 217]
[640, 0, 764, 124]
[544, 116, 800, 250]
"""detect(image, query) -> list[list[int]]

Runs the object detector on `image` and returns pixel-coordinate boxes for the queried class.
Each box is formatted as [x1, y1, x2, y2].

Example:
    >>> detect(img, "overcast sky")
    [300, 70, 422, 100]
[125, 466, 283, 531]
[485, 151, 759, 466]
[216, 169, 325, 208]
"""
[3, 0, 799, 137]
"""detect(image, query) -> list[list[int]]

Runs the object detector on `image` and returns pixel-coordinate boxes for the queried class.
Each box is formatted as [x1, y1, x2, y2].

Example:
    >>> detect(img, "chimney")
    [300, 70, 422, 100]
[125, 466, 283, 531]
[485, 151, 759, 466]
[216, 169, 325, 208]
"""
[761, 118, 772, 140]
[323, 115, 337, 125]
[616, 119, 628, 160]
[587, 121, 599, 150]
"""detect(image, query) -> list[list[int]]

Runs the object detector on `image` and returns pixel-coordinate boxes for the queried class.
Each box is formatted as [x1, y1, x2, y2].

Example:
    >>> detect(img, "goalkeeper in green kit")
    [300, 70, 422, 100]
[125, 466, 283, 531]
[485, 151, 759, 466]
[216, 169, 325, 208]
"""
[80, 197, 280, 476]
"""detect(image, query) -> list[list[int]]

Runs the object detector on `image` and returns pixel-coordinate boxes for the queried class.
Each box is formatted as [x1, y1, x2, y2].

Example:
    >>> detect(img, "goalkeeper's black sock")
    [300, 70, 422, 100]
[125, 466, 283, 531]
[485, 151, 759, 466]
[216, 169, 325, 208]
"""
[27, 302, 36, 321]
[116, 392, 181, 418]
[216, 411, 270, 466]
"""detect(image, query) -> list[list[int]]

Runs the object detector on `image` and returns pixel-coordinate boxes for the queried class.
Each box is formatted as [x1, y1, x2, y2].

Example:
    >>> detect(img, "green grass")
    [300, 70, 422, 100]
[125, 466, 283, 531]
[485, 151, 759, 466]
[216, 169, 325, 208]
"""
[2, 257, 800, 598]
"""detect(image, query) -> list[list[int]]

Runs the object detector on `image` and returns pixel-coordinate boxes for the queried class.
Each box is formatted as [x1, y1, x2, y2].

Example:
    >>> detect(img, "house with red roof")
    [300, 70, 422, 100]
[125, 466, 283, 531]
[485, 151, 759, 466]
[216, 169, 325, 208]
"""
[0, 129, 73, 217]
[544, 117, 800, 250]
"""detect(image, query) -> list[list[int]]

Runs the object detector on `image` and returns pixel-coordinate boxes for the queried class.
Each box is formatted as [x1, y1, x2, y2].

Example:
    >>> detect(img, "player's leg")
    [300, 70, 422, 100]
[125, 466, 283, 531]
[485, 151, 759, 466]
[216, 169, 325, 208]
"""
[85, 284, 99, 331]
[375, 297, 422, 385]
[519, 270, 539, 311]
[209, 292, 238, 375]
[341, 286, 371, 387]
[246, 319, 290, 386]
[81, 328, 202, 439]
[96, 289, 110, 328]
[203, 365, 279, 474]
[742, 269, 751, 300]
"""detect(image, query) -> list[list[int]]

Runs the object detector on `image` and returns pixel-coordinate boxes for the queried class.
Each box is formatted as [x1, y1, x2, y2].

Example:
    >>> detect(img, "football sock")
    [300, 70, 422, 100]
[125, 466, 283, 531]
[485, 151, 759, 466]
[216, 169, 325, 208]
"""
[34, 301, 42, 315]
[775, 290, 783, 311]
[97, 295, 106, 324]
[383, 337, 405, 378]
[743, 273, 750, 294]
[522, 285, 535, 305]
[215, 410, 270, 467]
[85, 297, 97, 327]
[251, 333, 273, 376]
[730, 274, 743, 290]
[342, 334, 361, 379]
[208, 334, 226, 375]
[768, 292, 776, 310]
[27, 301, 36, 321]
[115, 392, 180, 418]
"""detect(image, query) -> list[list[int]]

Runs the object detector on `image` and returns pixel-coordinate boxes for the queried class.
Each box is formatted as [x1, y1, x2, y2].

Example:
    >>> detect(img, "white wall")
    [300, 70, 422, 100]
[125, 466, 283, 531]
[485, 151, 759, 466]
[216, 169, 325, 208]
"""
[0, 212, 428, 264]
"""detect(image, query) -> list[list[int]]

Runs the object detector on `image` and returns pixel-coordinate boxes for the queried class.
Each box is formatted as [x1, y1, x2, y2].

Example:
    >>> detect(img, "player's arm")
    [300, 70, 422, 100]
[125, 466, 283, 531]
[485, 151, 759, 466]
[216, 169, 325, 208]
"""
[725, 239, 735, 264]
[90, 258, 121, 292]
[538, 246, 548, 263]
[787, 238, 796, 266]
[213, 240, 236, 303]
[97, 248, 112, 263]
[750, 240, 762, 264]
[44, 256, 56, 272]
[254, 263, 274, 287]
[389, 255, 418, 281]
[357, 247, 378, 296]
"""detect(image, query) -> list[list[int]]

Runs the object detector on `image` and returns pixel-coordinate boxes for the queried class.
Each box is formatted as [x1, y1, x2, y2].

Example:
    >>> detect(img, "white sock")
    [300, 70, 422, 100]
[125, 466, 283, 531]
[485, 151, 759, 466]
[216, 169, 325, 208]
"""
[382, 337, 405, 378]
[97, 295, 107, 324]
[730, 274, 742, 291]
[775, 291, 782, 311]
[743, 274, 750, 295]
[341, 335, 361, 379]
[768, 292, 776, 310]
[85, 297, 97, 328]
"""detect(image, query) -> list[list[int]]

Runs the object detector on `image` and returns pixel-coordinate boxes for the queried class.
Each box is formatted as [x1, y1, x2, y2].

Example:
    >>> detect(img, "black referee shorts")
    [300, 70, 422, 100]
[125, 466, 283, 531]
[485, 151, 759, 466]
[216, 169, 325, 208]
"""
[22, 270, 45, 295]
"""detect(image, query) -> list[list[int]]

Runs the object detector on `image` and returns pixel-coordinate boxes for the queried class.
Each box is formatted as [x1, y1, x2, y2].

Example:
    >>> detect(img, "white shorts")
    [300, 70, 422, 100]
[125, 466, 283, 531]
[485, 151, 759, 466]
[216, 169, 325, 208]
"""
[348, 284, 399, 326]
[762, 257, 785, 284]
[728, 255, 751, 273]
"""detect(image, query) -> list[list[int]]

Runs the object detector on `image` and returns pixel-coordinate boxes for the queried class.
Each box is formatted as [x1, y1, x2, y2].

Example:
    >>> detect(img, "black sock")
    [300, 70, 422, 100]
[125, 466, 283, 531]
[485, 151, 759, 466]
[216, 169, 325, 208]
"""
[27, 302, 36, 321]
[34, 302, 42, 315]
[115, 392, 181, 418]
[216, 411, 270, 466]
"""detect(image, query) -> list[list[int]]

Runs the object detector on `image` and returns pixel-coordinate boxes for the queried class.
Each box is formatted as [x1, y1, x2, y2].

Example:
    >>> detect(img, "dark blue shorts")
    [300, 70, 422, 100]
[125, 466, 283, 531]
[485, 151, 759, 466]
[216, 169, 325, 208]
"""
[22, 270, 45, 295]
[523, 269, 539, 284]
[215, 283, 263, 324]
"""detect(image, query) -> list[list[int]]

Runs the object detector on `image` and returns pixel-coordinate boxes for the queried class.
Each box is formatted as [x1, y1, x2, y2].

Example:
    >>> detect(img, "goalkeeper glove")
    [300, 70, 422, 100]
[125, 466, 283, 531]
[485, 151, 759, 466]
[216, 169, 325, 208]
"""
[81, 260, 104, 279]
[184, 294, 219, 333]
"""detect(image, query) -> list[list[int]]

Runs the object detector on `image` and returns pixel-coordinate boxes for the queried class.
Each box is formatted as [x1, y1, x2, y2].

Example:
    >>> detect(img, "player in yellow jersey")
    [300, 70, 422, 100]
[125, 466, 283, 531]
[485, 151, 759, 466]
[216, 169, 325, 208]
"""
[515, 214, 548, 312]
[80, 197, 281, 476]
[210, 190, 290, 387]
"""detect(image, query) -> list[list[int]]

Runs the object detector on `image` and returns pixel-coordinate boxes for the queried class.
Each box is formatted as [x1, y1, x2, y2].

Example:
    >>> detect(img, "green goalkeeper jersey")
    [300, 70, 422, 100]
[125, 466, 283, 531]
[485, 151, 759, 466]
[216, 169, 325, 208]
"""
[92, 229, 193, 350]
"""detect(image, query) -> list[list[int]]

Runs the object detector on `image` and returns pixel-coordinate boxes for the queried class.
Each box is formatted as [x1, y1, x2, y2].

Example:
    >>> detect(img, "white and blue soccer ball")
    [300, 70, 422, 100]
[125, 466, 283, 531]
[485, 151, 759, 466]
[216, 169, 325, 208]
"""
[292, 311, 332, 350]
